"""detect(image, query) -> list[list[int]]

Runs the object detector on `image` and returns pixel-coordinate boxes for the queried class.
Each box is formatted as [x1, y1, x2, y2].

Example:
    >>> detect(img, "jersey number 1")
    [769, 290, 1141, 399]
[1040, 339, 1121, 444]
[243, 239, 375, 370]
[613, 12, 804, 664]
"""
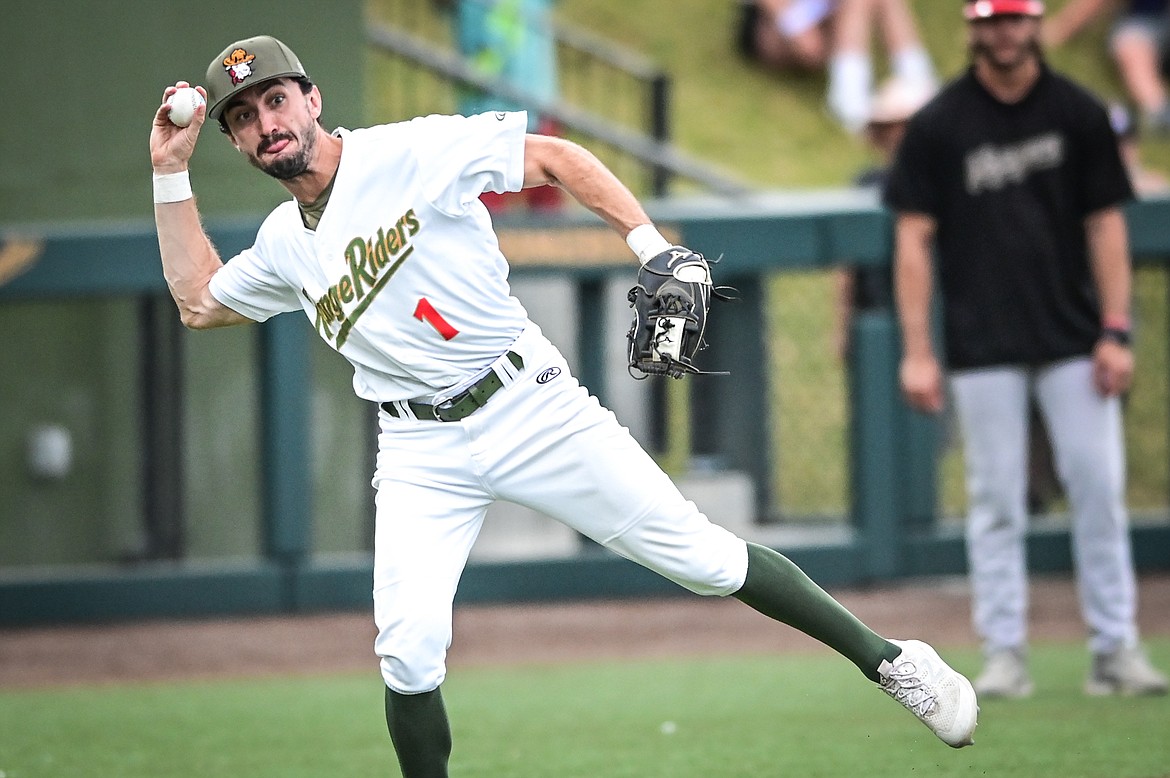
[414, 298, 459, 340]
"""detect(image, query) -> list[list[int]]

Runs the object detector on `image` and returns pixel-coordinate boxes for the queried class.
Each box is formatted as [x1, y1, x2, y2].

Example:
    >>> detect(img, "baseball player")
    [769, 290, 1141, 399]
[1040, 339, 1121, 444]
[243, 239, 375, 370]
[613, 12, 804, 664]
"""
[150, 35, 977, 775]
[885, 0, 1168, 699]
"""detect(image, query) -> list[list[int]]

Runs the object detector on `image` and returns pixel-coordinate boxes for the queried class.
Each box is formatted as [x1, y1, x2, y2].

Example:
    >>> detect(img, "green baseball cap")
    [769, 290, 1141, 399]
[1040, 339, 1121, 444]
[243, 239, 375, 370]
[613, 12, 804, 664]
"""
[204, 35, 308, 121]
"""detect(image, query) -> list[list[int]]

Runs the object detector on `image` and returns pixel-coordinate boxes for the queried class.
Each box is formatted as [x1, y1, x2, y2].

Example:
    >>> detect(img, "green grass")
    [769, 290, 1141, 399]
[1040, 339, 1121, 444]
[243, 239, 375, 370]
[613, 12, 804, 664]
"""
[2, 638, 1168, 777]
[553, 0, 1170, 188]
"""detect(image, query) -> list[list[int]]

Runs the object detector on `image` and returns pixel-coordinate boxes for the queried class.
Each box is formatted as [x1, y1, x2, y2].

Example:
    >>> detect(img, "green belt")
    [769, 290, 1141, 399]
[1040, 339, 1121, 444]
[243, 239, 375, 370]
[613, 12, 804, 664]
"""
[381, 351, 524, 422]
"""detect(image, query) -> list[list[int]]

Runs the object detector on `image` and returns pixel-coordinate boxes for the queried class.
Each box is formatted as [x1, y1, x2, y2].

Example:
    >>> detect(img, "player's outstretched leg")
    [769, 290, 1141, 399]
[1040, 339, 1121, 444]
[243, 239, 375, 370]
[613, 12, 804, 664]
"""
[734, 542, 977, 747]
[385, 686, 452, 778]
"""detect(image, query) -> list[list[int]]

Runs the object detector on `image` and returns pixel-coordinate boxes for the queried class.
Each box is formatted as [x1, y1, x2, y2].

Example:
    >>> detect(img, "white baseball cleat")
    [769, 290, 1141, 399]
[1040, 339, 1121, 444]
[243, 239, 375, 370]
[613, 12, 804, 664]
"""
[878, 639, 979, 748]
[1085, 645, 1169, 696]
[974, 648, 1034, 699]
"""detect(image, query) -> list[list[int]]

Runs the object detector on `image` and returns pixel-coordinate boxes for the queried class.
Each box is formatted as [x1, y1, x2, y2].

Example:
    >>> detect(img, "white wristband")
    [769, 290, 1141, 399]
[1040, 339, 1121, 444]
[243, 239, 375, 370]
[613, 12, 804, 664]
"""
[153, 170, 193, 204]
[626, 224, 672, 265]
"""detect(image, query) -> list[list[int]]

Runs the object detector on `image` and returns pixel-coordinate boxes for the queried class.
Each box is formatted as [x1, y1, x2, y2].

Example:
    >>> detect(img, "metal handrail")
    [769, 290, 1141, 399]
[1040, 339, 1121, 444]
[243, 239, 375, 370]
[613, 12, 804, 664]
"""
[366, 21, 753, 197]
[551, 19, 661, 82]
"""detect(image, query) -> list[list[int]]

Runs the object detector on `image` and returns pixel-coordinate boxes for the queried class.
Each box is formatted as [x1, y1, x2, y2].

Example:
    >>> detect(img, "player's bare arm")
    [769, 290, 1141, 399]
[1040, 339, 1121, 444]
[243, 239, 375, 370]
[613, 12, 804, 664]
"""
[893, 211, 944, 413]
[521, 134, 653, 243]
[1043, 0, 1120, 47]
[1086, 206, 1132, 332]
[151, 82, 251, 330]
[1085, 205, 1135, 396]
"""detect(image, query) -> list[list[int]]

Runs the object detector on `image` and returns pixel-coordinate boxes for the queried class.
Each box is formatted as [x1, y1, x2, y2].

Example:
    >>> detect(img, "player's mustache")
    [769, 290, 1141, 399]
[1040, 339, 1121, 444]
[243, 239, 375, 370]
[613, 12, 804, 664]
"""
[969, 38, 1043, 64]
[259, 132, 296, 154]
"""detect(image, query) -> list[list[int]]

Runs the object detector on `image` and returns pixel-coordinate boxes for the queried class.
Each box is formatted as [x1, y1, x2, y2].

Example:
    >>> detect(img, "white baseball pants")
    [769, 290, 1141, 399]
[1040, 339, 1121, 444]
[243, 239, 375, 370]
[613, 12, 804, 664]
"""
[370, 327, 749, 693]
[949, 357, 1140, 656]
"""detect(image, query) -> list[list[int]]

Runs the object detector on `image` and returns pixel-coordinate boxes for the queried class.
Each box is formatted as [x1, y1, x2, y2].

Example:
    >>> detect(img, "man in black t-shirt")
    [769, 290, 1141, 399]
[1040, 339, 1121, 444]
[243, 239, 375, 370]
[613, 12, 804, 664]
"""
[885, 0, 1167, 700]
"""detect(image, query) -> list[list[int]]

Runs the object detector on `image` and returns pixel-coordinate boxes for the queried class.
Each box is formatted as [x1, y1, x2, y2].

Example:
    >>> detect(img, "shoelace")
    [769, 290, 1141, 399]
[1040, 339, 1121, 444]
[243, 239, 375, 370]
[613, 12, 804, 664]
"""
[880, 659, 938, 718]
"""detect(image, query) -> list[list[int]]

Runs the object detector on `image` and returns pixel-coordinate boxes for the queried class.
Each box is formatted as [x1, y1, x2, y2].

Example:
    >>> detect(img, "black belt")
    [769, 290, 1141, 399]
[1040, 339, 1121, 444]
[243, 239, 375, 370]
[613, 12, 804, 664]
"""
[381, 351, 524, 422]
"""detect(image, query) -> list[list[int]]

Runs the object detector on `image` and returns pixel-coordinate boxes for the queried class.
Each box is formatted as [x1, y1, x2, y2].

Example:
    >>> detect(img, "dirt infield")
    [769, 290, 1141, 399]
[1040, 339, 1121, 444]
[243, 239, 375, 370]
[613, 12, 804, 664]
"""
[2, 573, 1168, 689]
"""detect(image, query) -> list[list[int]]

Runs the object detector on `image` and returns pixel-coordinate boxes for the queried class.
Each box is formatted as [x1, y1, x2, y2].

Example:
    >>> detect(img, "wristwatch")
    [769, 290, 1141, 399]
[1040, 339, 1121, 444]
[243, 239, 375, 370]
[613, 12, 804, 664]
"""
[1100, 326, 1132, 347]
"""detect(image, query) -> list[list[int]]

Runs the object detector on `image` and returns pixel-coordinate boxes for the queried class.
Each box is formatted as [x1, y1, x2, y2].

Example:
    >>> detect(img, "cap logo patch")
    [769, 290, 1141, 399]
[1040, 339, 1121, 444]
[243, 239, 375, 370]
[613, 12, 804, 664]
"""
[223, 48, 257, 86]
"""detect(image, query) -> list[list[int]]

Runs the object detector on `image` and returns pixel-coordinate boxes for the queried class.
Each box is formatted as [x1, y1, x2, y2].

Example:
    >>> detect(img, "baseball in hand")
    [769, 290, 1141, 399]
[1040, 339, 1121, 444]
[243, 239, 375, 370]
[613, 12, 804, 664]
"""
[166, 87, 205, 128]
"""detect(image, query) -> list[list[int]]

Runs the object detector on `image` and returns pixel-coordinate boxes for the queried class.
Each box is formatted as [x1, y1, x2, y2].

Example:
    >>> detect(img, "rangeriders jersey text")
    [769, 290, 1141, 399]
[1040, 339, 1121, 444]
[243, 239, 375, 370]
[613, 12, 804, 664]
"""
[310, 208, 420, 347]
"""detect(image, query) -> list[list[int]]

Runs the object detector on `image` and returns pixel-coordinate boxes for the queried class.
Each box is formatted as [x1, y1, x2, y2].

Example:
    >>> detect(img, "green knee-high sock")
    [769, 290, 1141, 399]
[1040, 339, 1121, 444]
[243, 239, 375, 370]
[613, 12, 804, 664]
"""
[733, 542, 901, 681]
[385, 686, 452, 778]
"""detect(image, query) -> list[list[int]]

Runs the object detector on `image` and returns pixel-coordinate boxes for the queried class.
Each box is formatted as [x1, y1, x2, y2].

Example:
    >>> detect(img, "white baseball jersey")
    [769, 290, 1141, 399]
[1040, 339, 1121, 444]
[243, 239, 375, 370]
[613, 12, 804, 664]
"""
[207, 110, 750, 696]
[208, 111, 533, 401]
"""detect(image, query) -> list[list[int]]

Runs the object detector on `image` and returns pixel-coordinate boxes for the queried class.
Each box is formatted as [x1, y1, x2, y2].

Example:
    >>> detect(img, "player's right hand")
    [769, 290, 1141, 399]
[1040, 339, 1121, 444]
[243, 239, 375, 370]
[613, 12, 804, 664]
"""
[900, 352, 945, 414]
[150, 82, 207, 174]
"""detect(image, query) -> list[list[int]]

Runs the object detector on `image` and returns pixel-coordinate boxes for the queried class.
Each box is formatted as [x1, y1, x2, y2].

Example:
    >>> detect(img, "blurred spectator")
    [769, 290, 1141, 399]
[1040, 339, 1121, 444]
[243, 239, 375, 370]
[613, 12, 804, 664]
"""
[834, 77, 1067, 514]
[886, 0, 1168, 700]
[736, 0, 937, 132]
[832, 76, 934, 358]
[832, 76, 1070, 514]
[1109, 101, 1170, 193]
[1046, 0, 1170, 133]
[446, 0, 564, 212]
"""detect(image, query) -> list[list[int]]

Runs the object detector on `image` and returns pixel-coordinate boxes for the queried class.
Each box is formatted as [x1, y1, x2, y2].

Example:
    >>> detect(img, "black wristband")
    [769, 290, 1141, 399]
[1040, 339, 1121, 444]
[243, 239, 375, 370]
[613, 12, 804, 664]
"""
[1100, 326, 1132, 347]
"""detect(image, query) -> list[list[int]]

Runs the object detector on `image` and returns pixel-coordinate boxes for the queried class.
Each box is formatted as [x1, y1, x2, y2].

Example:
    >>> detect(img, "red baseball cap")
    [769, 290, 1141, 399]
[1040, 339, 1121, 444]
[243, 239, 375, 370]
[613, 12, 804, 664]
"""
[964, 0, 1045, 20]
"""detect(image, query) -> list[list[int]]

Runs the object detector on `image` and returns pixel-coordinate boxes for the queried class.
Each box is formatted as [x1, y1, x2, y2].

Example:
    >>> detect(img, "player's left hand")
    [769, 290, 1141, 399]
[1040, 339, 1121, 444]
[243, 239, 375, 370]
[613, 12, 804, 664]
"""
[626, 246, 732, 378]
[1092, 338, 1134, 397]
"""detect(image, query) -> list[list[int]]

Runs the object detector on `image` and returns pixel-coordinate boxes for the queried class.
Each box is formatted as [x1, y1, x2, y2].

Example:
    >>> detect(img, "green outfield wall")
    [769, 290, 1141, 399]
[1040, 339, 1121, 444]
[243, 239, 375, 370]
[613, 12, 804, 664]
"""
[2, 193, 1169, 624]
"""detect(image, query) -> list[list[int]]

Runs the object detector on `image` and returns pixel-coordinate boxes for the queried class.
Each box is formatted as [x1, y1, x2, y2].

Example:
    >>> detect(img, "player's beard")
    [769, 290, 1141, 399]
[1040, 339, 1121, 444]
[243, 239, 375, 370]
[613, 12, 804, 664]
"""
[970, 37, 1042, 73]
[249, 119, 319, 181]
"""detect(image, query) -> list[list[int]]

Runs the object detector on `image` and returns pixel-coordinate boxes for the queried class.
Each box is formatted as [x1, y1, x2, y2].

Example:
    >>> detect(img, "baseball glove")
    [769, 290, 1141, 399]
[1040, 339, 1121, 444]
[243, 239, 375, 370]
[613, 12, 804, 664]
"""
[626, 246, 733, 379]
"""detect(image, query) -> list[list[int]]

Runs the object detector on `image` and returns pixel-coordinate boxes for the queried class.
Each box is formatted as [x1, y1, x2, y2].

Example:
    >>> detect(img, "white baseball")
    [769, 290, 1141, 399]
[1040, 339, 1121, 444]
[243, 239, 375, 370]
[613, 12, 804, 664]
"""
[166, 87, 205, 128]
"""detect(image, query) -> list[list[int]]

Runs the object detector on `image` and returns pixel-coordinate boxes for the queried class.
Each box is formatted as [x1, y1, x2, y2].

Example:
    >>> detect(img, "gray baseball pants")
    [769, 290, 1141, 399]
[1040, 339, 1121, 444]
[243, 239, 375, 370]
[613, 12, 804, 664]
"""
[949, 356, 1140, 656]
